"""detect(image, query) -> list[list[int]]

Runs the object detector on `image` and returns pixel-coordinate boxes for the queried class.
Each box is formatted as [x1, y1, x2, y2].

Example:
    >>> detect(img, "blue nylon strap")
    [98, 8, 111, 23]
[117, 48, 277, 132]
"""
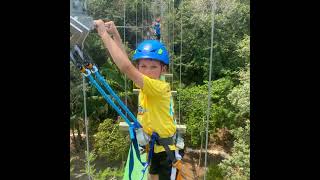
[129, 136, 146, 180]
[140, 132, 159, 179]
[84, 68, 149, 179]
[94, 70, 142, 128]
[86, 74, 135, 139]
[132, 137, 144, 166]
[128, 142, 134, 180]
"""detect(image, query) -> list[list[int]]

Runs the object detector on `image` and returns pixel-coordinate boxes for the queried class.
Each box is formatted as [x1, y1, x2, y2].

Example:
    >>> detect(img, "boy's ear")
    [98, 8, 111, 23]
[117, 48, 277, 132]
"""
[161, 64, 167, 73]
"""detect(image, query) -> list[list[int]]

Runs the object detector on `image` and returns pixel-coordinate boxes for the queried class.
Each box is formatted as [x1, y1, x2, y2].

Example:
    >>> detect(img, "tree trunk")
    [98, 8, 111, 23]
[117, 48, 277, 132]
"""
[71, 122, 77, 151]
[76, 120, 83, 151]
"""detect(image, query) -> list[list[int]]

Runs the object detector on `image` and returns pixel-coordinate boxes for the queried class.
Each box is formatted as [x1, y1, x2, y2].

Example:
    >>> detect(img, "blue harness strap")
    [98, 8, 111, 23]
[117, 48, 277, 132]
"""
[85, 69, 147, 180]
[86, 74, 132, 128]
[128, 142, 134, 180]
[94, 69, 141, 128]
[86, 71, 141, 132]
[128, 130, 147, 180]
[140, 132, 159, 180]
[132, 137, 144, 165]
[75, 54, 148, 179]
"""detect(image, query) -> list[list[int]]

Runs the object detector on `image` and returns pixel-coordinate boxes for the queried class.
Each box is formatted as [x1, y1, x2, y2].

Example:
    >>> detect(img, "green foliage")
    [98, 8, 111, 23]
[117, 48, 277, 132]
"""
[218, 120, 250, 180]
[172, 0, 250, 85]
[71, 151, 96, 179]
[82, 151, 97, 179]
[227, 65, 250, 126]
[179, 61, 250, 179]
[207, 164, 224, 180]
[94, 119, 130, 162]
[236, 35, 250, 65]
[70, 62, 85, 119]
[71, 60, 136, 136]
[83, 33, 109, 67]
[87, 0, 152, 50]
[77, 151, 124, 180]
[94, 167, 124, 180]
[70, 156, 75, 175]
[214, 67, 250, 179]
[87, 0, 125, 21]
[179, 77, 236, 147]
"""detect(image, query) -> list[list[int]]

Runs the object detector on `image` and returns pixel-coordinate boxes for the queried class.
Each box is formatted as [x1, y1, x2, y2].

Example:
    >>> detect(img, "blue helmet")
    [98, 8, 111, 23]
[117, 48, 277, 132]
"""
[132, 40, 169, 65]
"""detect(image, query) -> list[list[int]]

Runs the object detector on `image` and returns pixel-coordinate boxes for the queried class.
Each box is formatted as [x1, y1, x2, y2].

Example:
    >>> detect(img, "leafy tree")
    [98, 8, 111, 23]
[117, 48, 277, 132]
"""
[219, 120, 250, 179]
[94, 119, 130, 162]
[179, 77, 235, 147]
[76, 151, 124, 180]
[217, 66, 250, 179]
[172, 0, 250, 85]
[227, 65, 250, 126]
[70, 62, 87, 152]
[206, 163, 224, 180]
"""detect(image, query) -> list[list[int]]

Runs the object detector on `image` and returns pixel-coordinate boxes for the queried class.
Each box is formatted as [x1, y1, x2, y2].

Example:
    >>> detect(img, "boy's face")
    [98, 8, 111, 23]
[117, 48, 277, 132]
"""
[137, 59, 166, 79]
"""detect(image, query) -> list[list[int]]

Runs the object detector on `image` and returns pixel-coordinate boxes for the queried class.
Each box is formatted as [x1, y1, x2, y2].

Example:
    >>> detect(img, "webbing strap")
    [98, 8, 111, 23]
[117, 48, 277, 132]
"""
[128, 142, 134, 180]
[140, 132, 158, 180]
[94, 70, 141, 128]
[157, 136, 177, 163]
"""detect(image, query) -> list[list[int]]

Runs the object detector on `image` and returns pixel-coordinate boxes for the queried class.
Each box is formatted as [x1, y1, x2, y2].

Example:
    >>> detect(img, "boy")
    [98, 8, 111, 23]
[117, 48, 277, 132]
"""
[153, 18, 161, 40]
[95, 20, 176, 180]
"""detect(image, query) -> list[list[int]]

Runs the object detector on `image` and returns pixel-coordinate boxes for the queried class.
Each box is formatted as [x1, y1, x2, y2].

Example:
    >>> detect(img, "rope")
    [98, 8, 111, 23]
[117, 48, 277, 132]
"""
[142, 0, 144, 39]
[94, 69, 140, 126]
[146, 0, 149, 39]
[199, 116, 205, 167]
[160, 0, 163, 42]
[172, 0, 175, 93]
[136, 0, 138, 47]
[169, 0, 173, 89]
[82, 75, 91, 180]
[204, 0, 216, 179]
[172, 0, 175, 57]
[86, 73, 140, 131]
[123, 0, 128, 117]
[152, 1, 155, 25]
[178, 0, 182, 125]
[167, 0, 170, 51]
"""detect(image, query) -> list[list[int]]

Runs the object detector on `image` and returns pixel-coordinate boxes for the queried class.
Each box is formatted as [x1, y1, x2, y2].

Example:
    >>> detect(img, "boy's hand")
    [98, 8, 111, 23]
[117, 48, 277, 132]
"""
[104, 21, 117, 35]
[94, 19, 107, 37]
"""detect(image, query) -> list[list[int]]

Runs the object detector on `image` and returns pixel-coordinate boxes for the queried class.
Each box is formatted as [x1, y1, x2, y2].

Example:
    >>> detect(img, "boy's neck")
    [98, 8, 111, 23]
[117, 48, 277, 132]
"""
[160, 74, 165, 81]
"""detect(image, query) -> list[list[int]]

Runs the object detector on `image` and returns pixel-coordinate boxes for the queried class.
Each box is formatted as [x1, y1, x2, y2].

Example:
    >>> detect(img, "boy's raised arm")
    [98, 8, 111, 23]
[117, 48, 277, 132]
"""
[94, 19, 144, 88]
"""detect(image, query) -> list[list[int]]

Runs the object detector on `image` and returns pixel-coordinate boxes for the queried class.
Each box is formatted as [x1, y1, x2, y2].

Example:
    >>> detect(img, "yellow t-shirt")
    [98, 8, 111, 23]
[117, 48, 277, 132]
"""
[136, 75, 176, 153]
